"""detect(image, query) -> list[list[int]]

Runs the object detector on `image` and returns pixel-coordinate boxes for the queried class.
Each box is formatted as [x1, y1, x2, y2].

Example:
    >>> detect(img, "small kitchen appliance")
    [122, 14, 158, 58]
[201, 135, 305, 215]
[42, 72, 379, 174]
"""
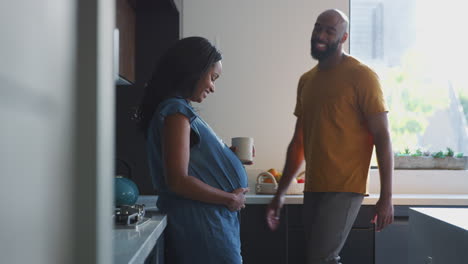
[114, 204, 150, 229]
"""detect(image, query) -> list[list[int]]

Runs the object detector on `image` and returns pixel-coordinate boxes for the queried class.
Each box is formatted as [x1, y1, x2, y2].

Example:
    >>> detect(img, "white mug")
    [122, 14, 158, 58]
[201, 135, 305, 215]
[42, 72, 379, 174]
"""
[231, 137, 254, 164]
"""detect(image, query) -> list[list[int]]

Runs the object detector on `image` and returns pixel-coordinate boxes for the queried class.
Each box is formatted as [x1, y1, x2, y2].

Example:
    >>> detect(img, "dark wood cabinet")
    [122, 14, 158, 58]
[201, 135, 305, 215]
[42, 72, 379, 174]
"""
[374, 205, 466, 264]
[341, 227, 375, 263]
[375, 218, 409, 264]
[116, 0, 136, 84]
[287, 226, 375, 264]
[240, 205, 288, 263]
[115, 0, 179, 195]
[287, 228, 306, 264]
[241, 204, 375, 264]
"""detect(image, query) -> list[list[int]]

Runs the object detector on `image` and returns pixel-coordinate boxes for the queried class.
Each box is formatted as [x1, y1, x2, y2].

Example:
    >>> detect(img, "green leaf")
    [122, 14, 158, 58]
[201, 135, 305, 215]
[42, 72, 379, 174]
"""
[432, 151, 445, 158]
[446, 147, 454, 157]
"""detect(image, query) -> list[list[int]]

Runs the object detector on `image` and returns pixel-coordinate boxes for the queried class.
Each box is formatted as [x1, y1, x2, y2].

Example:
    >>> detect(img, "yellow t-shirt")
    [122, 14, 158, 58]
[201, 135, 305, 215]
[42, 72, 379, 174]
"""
[294, 55, 387, 194]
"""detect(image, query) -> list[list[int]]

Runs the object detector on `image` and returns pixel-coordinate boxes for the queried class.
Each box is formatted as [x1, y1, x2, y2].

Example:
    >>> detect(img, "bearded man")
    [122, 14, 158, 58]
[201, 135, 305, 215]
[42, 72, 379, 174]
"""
[266, 9, 394, 264]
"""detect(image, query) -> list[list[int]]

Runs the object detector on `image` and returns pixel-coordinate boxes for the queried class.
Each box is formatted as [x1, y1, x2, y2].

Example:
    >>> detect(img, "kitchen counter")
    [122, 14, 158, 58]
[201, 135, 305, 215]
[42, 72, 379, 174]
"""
[119, 194, 468, 264]
[125, 193, 468, 264]
[138, 191, 468, 207]
[113, 200, 167, 264]
[410, 207, 468, 231]
[246, 193, 468, 205]
[408, 207, 468, 262]
[121, 194, 467, 263]
[136, 193, 468, 207]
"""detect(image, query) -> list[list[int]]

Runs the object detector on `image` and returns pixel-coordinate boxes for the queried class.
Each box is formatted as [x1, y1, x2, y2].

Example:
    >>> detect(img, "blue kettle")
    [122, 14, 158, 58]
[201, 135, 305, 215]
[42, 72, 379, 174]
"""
[114, 176, 139, 206]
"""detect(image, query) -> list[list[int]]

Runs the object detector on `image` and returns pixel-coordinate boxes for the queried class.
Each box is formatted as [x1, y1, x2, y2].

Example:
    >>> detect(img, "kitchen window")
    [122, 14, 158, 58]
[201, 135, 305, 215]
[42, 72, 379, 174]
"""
[350, 0, 468, 156]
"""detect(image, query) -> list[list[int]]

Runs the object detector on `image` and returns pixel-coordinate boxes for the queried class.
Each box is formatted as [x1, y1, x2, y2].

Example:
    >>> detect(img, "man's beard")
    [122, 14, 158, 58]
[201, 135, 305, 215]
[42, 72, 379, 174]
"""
[310, 38, 340, 61]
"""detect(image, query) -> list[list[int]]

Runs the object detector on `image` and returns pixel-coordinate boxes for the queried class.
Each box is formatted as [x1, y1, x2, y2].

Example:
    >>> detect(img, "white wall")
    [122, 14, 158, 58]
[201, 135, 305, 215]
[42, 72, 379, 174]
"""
[183, 0, 349, 171]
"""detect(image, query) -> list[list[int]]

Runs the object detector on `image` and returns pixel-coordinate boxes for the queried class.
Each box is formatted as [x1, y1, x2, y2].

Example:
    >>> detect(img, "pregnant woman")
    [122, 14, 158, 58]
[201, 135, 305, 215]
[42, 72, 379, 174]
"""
[138, 37, 249, 264]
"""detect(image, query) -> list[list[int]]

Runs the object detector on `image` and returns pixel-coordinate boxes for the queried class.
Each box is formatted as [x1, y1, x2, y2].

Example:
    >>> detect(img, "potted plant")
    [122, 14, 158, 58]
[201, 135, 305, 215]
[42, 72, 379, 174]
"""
[394, 147, 468, 170]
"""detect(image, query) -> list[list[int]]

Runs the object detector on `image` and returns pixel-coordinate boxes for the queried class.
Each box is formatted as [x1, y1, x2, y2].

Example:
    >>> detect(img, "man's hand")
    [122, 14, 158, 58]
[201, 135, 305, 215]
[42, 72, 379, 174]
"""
[372, 197, 394, 231]
[266, 195, 285, 231]
[367, 112, 394, 231]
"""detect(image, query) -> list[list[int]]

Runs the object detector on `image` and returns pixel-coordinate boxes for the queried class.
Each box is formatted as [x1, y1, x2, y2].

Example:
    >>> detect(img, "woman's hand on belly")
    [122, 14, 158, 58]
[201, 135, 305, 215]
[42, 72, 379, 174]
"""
[226, 187, 250, 212]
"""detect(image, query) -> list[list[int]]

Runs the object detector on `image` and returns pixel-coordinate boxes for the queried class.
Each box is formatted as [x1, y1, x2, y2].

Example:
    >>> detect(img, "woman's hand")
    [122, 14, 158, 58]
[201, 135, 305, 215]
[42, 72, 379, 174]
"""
[226, 187, 249, 212]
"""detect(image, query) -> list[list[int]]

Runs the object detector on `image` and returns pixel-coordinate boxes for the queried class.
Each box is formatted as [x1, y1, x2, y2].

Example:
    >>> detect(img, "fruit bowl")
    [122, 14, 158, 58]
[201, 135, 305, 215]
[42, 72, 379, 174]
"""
[255, 171, 305, 195]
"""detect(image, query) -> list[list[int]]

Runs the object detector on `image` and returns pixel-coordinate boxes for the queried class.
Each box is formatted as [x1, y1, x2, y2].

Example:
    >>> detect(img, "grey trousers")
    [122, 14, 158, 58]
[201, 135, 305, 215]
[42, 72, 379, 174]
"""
[303, 192, 364, 264]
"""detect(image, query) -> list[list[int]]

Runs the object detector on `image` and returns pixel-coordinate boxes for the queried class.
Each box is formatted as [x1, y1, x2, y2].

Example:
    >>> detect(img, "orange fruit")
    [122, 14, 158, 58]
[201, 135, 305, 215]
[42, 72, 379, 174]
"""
[267, 168, 278, 175]
[263, 178, 274, 183]
[267, 168, 281, 181]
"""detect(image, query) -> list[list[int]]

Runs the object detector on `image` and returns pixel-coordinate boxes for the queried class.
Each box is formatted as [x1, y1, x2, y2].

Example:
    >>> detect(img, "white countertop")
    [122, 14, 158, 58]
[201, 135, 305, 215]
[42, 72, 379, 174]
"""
[137, 194, 468, 207]
[410, 207, 468, 231]
[113, 208, 167, 264]
[246, 193, 468, 205]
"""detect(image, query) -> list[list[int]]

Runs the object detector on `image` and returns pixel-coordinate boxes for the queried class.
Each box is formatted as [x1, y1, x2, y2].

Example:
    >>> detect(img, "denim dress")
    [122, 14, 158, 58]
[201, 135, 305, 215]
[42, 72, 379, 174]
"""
[147, 97, 248, 264]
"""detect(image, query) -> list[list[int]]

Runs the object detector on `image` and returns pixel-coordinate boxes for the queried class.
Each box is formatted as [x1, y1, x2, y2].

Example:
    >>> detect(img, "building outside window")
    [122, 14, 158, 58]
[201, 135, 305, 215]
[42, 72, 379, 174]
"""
[350, 0, 468, 156]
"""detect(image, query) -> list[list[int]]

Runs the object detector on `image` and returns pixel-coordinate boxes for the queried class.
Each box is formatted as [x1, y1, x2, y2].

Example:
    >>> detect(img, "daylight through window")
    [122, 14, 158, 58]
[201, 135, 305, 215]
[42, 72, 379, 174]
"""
[351, 0, 468, 156]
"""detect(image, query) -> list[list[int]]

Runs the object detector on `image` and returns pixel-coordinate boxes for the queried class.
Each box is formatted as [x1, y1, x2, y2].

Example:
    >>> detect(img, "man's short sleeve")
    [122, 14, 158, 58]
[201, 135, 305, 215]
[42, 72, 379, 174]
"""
[355, 66, 388, 117]
[293, 75, 306, 117]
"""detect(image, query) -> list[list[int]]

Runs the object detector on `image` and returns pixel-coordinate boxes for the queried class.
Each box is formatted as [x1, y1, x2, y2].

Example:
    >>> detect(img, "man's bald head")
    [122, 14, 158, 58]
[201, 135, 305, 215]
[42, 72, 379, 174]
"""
[317, 9, 349, 36]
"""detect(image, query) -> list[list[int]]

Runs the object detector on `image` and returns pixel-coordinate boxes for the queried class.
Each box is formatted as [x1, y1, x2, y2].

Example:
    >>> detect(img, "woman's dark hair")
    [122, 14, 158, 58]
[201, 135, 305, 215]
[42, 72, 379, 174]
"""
[138, 36, 222, 137]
